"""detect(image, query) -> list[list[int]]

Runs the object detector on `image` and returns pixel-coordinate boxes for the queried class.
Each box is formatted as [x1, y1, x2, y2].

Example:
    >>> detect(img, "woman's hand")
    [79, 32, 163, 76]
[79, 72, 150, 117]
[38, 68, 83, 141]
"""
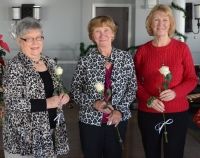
[150, 98, 165, 112]
[93, 100, 114, 114]
[46, 95, 62, 109]
[59, 93, 70, 106]
[46, 93, 70, 109]
[107, 110, 122, 127]
[159, 89, 176, 102]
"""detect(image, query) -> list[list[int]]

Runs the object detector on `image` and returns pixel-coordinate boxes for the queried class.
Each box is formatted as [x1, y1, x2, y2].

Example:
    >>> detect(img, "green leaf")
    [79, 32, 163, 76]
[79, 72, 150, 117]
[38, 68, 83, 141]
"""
[79, 42, 97, 57]
[63, 87, 69, 94]
[53, 87, 60, 95]
[0, 49, 6, 57]
[126, 45, 140, 54]
[165, 73, 172, 81]
[163, 82, 168, 90]
[147, 96, 156, 107]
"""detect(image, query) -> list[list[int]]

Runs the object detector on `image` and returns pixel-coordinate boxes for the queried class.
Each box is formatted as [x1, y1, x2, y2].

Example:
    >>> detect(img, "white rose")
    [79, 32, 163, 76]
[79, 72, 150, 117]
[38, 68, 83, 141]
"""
[55, 66, 63, 76]
[159, 66, 170, 77]
[94, 82, 104, 93]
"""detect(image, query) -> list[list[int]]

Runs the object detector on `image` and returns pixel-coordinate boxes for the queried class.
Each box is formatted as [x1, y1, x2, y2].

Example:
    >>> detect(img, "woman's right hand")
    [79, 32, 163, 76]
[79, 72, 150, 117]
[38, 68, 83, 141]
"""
[46, 95, 64, 109]
[150, 98, 165, 112]
[93, 100, 113, 114]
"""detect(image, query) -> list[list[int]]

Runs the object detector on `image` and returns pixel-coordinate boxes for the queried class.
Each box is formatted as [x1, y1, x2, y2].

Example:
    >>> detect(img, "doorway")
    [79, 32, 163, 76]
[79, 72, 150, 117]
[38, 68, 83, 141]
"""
[93, 4, 131, 50]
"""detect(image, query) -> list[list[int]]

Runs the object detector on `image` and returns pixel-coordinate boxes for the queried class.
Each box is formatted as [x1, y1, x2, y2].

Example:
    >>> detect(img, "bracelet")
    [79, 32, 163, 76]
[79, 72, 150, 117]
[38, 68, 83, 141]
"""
[147, 96, 156, 108]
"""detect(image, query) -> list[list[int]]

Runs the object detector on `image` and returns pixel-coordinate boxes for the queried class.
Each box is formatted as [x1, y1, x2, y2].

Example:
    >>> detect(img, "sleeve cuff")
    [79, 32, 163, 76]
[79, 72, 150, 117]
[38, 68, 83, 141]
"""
[30, 99, 47, 112]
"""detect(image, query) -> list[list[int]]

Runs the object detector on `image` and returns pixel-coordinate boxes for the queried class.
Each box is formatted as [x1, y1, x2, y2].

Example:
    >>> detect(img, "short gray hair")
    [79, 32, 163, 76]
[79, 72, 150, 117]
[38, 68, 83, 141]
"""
[16, 17, 42, 37]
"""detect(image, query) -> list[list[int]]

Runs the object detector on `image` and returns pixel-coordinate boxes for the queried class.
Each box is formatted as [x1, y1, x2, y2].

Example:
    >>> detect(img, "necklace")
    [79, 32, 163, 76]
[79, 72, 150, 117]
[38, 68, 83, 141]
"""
[33, 60, 40, 64]
[105, 56, 111, 63]
[32, 57, 43, 65]
[104, 56, 113, 69]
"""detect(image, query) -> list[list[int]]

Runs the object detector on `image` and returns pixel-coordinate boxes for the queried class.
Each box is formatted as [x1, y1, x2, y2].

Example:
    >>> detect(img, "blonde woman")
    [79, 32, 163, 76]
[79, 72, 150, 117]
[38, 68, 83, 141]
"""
[134, 4, 197, 158]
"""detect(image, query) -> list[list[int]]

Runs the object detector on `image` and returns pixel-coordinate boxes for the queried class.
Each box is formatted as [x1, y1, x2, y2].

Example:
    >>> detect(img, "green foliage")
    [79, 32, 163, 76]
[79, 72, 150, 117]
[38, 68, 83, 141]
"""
[147, 96, 156, 107]
[175, 30, 187, 41]
[165, 73, 172, 81]
[53, 75, 68, 96]
[0, 49, 6, 57]
[80, 42, 96, 57]
[170, 2, 187, 41]
[171, 2, 187, 17]
[126, 45, 140, 54]
[163, 73, 172, 90]
[163, 82, 169, 90]
[80, 42, 140, 56]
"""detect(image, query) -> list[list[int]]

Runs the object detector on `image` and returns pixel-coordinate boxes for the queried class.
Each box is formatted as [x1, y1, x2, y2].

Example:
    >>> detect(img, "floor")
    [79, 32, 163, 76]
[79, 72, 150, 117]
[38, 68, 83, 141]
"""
[0, 104, 200, 158]
[62, 104, 200, 158]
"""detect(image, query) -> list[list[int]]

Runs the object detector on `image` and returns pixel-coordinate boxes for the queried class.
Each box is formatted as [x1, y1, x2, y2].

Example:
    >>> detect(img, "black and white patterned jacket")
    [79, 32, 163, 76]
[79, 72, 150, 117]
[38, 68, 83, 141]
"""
[3, 52, 69, 158]
[71, 47, 137, 126]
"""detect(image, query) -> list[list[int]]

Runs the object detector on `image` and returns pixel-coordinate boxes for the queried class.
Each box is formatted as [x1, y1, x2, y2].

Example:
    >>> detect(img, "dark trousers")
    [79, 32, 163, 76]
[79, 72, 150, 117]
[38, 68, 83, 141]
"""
[138, 110, 188, 158]
[79, 121, 128, 158]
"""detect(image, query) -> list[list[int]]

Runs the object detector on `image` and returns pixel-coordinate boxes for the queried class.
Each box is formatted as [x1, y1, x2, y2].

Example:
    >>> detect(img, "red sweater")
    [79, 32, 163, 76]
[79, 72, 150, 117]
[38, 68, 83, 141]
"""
[134, 38, 198, 113]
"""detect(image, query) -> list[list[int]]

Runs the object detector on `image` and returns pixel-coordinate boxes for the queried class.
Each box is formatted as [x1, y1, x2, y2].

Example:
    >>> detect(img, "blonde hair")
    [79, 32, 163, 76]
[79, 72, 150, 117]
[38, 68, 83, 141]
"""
[88, 16, 118, 42]
[146, 4, 176, 37]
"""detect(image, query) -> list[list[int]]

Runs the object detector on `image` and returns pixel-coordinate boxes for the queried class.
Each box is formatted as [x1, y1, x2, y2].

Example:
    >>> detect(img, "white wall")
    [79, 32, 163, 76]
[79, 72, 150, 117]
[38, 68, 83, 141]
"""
[1, 0, 200, 89]
[0, 0, 83, 89]
[1, 0, 200, 62]
[0, 0, 135, 89]
[186, 0, 200, 63]
[0, 0, 82, 61]
[134, 0, 151, 45]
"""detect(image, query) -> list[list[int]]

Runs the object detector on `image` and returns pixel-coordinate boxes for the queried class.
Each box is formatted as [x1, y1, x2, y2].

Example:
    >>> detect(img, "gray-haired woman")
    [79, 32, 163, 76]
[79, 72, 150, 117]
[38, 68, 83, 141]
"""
[3, 17, 69, 158]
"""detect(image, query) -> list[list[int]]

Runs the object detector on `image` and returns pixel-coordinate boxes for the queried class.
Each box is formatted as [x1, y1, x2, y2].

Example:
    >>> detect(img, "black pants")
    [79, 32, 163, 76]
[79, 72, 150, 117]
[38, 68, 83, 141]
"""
[79, 121, 128, 158]
[138, 110, 188, 158]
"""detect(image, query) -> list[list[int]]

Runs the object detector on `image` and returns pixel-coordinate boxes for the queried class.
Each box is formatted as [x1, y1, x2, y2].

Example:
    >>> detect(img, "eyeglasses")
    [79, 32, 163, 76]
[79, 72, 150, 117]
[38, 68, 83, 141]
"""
[20, 36, 44, 43]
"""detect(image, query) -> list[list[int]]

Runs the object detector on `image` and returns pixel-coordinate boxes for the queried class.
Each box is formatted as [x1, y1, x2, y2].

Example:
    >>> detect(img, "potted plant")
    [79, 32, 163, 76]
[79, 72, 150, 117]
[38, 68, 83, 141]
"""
[0, 34, 10, 124]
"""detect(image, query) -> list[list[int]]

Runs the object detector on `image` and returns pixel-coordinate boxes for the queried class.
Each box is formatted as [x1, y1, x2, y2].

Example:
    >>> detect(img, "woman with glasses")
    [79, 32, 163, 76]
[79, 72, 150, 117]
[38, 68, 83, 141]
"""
[3, 17, 70, 157]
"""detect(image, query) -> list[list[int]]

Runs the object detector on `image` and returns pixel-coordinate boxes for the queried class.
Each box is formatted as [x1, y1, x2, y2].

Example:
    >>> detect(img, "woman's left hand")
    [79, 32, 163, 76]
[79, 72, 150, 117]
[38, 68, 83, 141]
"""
[107, 110, 122, 127]
[59, 93, 70, 106]
[159, 89, 176, 102]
